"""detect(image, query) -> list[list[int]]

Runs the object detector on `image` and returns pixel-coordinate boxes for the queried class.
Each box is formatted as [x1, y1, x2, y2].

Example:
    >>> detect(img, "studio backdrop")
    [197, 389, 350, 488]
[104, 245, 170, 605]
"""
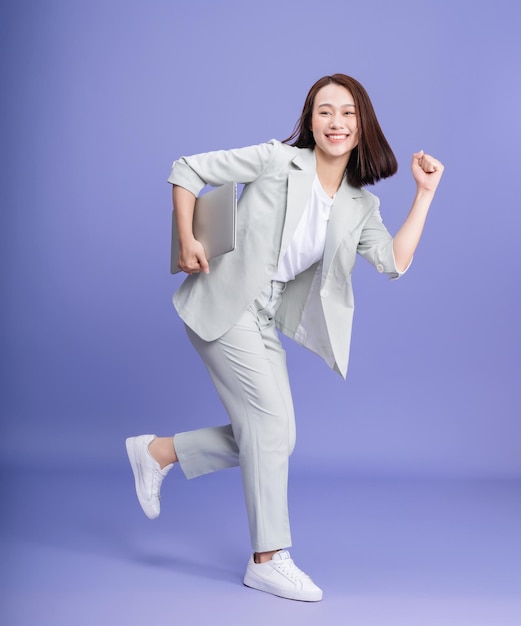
[1, 0, 520, 478]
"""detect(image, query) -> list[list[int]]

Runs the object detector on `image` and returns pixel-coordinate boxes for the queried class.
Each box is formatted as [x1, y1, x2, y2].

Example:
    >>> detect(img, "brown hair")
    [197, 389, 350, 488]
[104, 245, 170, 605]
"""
[283, 74, 398, 187]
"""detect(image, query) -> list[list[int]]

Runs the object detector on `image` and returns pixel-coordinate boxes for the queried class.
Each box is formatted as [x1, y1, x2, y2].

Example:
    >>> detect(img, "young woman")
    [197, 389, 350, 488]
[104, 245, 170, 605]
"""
[126, 73, 444, 602]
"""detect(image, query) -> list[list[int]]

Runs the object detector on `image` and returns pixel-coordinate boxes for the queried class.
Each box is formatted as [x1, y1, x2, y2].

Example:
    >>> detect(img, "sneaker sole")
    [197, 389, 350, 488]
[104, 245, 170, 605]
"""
[243, 571, 323, 602]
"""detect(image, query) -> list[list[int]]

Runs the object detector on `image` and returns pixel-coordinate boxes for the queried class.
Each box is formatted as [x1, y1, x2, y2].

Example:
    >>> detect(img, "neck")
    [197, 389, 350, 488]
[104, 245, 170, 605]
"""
[315, 152, 350, 198]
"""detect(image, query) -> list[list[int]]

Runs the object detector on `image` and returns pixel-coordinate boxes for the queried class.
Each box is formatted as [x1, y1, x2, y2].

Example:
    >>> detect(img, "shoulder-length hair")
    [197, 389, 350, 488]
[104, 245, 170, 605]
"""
[283, 74, 398, 188]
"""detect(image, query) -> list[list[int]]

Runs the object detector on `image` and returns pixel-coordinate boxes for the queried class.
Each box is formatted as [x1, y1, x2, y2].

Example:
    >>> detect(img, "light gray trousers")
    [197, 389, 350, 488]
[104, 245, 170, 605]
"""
[173, 281, 296, 552]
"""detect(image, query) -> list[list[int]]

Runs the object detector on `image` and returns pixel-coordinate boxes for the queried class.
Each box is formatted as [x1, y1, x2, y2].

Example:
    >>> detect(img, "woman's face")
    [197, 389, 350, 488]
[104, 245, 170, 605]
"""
[310, 83, 359, 164]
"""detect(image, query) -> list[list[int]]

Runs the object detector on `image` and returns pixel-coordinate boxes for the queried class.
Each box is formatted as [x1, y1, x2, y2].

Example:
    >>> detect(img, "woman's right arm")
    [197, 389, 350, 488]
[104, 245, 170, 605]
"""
[173, 185, 210, 274]
[169, 140, 282, 274]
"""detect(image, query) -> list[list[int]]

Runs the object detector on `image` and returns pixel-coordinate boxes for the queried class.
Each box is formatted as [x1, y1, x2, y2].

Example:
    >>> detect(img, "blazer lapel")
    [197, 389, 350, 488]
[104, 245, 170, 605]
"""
[322, 180, 365, 278]
[278, 149, 367, 281]
[277, 149, 315, 265]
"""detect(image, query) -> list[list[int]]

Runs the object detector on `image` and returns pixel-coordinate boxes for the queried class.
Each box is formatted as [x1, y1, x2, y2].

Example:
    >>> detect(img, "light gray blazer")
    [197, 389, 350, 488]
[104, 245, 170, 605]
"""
[168, 139, 408, 378]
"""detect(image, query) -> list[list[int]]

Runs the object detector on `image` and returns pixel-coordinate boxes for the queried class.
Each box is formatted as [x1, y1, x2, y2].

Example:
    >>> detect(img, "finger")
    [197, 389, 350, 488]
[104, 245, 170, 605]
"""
[412, 151, 425, 170]
[421, 158, 436, 173]
[423, 155, 444, 171]
[416, 152, 436, 173]
[178, 260, 200, 274]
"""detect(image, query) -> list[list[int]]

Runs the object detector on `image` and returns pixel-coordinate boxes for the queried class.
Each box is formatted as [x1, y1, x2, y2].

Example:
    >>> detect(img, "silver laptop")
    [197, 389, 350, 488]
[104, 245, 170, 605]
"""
[171, 182, 237, 274]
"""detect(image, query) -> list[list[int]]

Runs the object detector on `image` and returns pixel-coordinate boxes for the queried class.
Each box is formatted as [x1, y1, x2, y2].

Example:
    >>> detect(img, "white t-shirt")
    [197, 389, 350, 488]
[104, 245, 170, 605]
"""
[272, 175, 334, 283]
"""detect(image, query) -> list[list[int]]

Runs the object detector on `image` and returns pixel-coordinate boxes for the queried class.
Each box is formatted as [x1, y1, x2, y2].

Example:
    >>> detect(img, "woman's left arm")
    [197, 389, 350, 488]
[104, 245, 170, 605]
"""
[393, 151, 444, 272]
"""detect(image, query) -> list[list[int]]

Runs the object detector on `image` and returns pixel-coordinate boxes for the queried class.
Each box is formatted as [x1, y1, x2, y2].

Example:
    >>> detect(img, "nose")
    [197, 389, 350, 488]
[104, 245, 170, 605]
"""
[330, 115, 344, 128]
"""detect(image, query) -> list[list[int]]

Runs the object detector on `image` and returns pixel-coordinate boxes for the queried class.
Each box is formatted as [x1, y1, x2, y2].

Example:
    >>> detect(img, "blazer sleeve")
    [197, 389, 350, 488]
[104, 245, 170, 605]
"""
[356, 195, 411, 280]
[167, 139, 281, 196]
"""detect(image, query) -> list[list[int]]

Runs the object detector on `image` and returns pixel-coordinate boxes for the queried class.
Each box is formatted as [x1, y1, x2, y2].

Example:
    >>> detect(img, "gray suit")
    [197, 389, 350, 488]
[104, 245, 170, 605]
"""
[169, 139, 406, 379]
[168, 140, 408, 552]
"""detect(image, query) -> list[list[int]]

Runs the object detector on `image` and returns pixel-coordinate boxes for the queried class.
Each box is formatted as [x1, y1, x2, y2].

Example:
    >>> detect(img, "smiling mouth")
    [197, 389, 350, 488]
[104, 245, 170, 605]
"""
[326, 134, 348, 140]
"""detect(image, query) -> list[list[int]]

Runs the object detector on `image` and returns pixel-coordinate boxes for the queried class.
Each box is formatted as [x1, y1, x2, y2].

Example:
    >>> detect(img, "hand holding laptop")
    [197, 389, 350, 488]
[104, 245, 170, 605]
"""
[171, 182, 237, 274]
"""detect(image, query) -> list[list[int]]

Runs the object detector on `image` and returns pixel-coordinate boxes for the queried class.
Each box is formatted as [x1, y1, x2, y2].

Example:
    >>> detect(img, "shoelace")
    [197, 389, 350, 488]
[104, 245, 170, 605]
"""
[275, 558, 311, 582]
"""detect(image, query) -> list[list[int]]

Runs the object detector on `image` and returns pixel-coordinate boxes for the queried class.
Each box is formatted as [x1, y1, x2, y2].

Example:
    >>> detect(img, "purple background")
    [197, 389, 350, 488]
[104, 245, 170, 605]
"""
[2, 1, 520, 624]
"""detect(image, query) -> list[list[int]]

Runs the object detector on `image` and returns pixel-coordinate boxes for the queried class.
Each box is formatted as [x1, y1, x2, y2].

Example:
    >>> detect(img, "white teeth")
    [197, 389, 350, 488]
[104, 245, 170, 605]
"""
[328, 134, 347, 139]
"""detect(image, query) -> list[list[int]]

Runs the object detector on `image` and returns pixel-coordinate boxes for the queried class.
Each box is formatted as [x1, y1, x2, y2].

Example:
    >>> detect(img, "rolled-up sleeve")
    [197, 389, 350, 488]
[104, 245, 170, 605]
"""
[357, 198, 412, 280]
[167, 139, 280, 196]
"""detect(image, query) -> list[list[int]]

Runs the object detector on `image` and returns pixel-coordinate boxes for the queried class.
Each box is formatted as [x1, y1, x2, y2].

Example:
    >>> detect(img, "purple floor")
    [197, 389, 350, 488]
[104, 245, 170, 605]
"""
[2, 462, 520, 626]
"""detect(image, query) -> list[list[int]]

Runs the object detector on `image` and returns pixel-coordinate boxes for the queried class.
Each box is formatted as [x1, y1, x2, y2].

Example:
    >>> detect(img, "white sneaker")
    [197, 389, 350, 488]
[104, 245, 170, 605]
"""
[125, 434, 173, 519]
[243, 550, 323, 602]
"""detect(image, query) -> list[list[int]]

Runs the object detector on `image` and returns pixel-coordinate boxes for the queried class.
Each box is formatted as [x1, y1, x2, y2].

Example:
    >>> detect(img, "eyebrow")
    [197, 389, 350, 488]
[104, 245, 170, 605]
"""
[317, 102, 356, 108]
